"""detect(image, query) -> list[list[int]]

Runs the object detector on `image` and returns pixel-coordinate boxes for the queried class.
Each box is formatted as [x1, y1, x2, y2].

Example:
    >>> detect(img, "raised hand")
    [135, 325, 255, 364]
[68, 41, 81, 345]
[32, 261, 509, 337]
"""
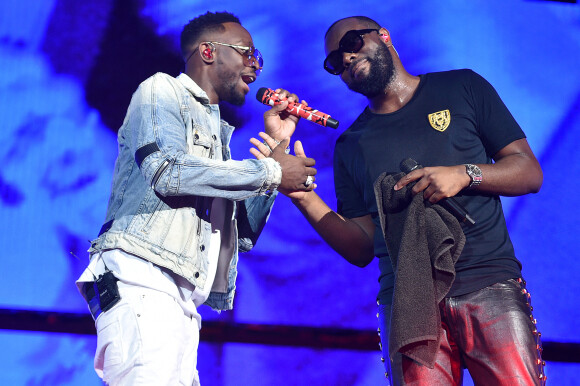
[262, 88, 308, 143]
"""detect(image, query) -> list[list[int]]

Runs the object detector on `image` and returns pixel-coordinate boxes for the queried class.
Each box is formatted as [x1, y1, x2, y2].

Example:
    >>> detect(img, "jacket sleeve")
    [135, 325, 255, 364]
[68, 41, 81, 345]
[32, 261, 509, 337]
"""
[237, 191, 279, 252]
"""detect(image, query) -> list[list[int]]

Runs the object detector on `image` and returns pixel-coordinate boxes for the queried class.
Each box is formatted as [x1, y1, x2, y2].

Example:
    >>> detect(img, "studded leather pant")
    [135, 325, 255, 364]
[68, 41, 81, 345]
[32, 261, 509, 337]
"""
[378, 278, 546, 385]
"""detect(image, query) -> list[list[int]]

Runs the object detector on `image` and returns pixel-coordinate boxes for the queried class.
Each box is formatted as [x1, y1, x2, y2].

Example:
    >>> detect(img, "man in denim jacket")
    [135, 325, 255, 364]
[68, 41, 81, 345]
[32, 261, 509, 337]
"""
[77, 11, 316, 385]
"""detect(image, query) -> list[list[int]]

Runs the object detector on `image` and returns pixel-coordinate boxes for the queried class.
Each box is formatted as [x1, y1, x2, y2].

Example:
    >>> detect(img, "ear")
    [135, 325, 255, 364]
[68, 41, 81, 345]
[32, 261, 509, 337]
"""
[199, 42, 215, 63]
[378, 28, 391, 45]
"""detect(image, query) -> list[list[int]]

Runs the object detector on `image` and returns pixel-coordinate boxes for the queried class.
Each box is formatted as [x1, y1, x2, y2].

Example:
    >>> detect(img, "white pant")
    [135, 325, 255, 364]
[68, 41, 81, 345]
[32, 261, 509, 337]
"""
[94, 283, 200, 385]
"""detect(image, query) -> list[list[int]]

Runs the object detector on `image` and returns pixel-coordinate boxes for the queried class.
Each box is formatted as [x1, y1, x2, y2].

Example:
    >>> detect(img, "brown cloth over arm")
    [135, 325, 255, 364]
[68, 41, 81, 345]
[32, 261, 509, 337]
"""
[374, 171, 466, 368]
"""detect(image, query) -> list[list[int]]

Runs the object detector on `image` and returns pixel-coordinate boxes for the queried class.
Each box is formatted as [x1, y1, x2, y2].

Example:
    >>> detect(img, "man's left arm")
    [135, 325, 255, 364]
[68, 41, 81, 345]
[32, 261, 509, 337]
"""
[470, 137, 543, 196]
[464, 71, 543, 196]
[396, 71, 543, 202]
[395, 138, 543, 203]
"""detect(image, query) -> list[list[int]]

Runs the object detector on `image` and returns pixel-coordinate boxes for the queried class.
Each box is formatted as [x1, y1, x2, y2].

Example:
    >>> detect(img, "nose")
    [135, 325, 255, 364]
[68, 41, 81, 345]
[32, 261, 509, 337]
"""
[248, 57, 261, 75]
[342, 51, 357, 73]
[248, 50, 263, 75]
[248, 56, 257, 68]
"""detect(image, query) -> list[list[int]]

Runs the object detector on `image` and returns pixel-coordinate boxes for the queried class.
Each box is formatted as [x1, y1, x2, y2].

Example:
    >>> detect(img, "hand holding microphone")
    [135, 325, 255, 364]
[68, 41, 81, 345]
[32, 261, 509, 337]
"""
[398, 158, 475, 226]
[256, 87, 339, 129]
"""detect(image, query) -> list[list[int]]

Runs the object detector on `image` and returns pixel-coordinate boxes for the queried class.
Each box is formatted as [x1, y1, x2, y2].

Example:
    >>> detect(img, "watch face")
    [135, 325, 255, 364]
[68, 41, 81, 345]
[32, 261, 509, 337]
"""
[470, 164, 482, 176]
[466, 164, 482, 186]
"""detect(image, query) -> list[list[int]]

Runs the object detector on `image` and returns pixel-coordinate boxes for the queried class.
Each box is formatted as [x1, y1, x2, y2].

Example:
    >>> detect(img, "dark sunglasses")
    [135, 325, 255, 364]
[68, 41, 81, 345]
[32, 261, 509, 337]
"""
[324, 28, 379, 75]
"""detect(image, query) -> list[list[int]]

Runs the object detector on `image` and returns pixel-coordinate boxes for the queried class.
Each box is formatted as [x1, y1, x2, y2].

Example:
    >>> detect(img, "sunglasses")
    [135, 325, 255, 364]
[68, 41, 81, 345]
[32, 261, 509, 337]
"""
[324, 29, 379, 75]
[207, 41, 263, 76]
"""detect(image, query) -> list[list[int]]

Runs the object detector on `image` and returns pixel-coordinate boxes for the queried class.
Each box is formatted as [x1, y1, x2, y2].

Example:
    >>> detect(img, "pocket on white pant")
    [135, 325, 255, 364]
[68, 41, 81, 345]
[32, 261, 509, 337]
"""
[94, 299, 141, 382]
[96, 316, 123, 369]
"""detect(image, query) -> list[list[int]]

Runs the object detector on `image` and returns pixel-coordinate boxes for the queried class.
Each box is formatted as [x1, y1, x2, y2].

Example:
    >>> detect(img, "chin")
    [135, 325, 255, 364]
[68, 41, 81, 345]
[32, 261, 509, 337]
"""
[228, 93, 246, 106]
[348, 45, 395, 97]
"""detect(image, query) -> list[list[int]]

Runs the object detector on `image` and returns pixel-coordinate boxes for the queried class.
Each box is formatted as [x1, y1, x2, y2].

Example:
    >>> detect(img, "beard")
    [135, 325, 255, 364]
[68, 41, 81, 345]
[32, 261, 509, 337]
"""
[347, 44, 395, 97]
[217, 65, 247, 106]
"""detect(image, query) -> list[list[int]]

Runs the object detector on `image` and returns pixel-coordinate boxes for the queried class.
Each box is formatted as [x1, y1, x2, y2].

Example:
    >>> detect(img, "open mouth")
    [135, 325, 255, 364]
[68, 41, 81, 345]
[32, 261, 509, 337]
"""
[242, 74, 256, 84]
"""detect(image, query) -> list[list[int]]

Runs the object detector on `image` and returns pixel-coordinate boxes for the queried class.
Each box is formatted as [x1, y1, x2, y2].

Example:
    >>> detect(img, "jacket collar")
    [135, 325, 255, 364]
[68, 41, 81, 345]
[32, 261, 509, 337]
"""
[176, 73, 235, 136]
[177, 73, 211, 105]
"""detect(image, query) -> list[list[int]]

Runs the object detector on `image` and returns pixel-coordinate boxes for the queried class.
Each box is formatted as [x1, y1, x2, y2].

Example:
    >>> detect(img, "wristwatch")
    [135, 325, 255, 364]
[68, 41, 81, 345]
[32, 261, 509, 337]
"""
[465, 164, 483, 188]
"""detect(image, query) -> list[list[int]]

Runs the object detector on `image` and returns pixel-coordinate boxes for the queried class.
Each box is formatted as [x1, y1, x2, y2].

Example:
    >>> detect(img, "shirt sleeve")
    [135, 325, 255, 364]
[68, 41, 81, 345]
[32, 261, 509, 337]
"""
[333, 137, 368, 219]
[468, 70, 526, 157]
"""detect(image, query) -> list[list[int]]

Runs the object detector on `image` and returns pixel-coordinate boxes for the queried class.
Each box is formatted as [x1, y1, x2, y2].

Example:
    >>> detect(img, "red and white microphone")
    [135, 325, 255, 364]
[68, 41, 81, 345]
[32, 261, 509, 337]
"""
[256, 87, 339, 129]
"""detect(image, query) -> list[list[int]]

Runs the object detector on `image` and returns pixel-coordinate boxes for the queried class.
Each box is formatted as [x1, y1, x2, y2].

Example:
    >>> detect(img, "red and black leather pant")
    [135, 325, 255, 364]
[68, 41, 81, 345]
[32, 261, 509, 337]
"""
[378, 278, 546, 385]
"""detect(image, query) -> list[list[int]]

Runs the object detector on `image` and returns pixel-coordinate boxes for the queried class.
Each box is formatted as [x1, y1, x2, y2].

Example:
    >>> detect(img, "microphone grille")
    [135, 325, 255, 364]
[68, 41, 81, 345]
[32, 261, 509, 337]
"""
[400, 158, 419, 173]
[256, 87, 269, 103]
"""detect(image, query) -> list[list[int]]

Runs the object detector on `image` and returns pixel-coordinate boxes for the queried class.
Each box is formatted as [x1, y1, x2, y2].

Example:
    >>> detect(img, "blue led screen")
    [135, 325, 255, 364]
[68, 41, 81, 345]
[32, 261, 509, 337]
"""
[0, 0, 578, 384]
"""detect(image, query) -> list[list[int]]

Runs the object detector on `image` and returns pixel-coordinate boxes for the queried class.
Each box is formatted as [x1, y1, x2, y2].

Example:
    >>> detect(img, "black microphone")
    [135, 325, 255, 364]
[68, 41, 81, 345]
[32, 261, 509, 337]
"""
[400, 158, 476, 226]
[256, 87, 339, 129]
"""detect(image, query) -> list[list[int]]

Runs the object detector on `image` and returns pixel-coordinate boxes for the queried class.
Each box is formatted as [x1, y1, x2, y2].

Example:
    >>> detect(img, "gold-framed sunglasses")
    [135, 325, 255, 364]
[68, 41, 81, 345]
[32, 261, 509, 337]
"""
[206, 41, 263, 76]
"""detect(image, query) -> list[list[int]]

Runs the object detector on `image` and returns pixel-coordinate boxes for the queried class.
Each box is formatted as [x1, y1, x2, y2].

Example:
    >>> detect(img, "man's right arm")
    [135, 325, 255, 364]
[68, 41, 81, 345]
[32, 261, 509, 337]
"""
[250, 131, 375, 267]
[289, 184, 376, 268]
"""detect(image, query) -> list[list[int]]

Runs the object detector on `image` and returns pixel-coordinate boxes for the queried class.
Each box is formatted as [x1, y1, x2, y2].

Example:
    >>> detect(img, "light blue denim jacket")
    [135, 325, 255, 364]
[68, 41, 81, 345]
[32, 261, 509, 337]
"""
[88, 72, 282, 310]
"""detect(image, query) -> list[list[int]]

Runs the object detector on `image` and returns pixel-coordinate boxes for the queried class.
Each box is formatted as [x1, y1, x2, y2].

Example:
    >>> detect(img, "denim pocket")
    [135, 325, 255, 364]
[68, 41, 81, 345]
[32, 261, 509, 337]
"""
[191, 126, 212, 158]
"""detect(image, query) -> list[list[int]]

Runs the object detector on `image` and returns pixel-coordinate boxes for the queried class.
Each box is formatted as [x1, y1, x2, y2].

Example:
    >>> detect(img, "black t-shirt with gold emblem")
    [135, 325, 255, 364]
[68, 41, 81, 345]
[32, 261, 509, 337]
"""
[333, 69, 526, 305]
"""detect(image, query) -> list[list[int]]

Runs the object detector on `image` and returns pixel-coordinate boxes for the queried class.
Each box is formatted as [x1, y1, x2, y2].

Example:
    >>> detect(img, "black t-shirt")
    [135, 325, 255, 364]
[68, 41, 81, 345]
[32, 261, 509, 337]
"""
[334, 69, 525, 305]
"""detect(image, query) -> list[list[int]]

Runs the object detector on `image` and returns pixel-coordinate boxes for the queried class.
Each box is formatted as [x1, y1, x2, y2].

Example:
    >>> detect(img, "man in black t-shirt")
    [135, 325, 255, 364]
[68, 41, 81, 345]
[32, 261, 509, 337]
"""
[335, 68, 527, 307]
[251, 16, 545, 386]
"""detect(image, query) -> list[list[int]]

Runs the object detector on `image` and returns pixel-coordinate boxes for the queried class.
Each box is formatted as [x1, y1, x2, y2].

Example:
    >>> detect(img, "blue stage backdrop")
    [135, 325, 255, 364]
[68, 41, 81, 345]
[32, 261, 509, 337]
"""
[0, 0, 578, 384]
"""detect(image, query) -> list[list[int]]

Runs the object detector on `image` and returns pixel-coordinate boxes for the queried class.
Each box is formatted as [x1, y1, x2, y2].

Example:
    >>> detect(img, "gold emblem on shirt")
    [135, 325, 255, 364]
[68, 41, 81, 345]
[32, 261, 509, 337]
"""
[428, 110, 451, 132]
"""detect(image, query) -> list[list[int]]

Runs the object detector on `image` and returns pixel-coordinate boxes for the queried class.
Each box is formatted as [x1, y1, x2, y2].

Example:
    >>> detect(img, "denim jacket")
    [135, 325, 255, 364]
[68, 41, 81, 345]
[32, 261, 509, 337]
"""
[88, 72, 281, 311]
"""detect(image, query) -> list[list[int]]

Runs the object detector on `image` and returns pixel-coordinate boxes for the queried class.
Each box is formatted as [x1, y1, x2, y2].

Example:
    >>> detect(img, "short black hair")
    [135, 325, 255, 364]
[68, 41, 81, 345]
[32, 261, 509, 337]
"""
[180, 11, 241, 59]
[325, 16, 381, 38]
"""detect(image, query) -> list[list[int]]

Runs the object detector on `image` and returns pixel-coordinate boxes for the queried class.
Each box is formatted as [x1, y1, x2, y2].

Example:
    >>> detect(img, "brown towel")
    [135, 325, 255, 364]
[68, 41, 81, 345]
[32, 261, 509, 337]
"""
[374, 172, 465, 368]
